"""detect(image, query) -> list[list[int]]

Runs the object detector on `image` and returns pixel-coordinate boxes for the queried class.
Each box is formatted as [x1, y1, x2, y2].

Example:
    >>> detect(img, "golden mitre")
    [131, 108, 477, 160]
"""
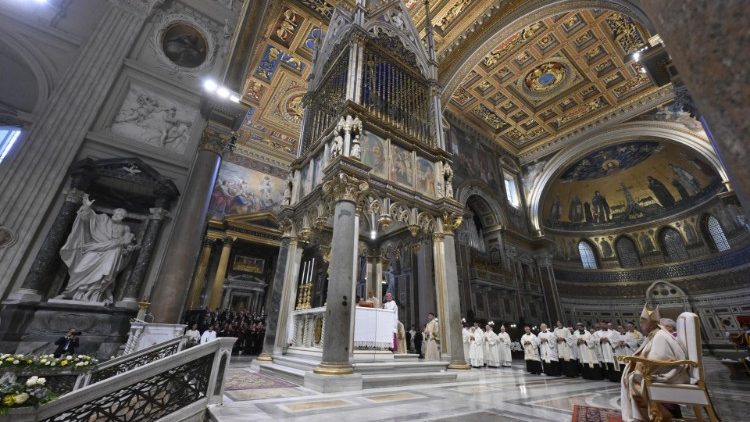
[640, 304, 661, 322]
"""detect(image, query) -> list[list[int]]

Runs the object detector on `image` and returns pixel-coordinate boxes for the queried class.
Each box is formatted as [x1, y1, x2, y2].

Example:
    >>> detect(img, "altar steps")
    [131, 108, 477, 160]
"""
[259, 355, 458, 389]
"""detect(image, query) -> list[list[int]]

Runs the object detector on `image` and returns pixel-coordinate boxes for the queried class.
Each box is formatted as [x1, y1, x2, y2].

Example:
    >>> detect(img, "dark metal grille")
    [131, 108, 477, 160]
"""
[361, 45, 432, 146]
[42, 353, 213, 422]
[89, 341, 182, 384]
[304, 47, 350, 151]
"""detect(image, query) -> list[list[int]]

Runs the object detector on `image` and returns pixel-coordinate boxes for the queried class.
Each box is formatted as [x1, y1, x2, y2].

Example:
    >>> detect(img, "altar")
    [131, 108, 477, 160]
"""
[288, 305, 396, 352]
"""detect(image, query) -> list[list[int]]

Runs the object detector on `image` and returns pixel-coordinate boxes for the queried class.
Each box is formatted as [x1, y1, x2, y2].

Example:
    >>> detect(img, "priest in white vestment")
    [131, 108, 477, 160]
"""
[469, 325, 485, 368]
[627, 323, 644, 347]
[614, 324, 638, 372]
[484, 323, 500, 368]
[574, 323, 604, 380]
[621, 305, 689, 422]
[497, 326, 513, 367]
[423, 313, 440, 361]
[462, 320, 471, 364]
[538, 323, 560, 376]
[554, 321, 578, 377]
[594, 322, 621, 382]
[383, 292, 398, 351]
[521, 326, 542, 374]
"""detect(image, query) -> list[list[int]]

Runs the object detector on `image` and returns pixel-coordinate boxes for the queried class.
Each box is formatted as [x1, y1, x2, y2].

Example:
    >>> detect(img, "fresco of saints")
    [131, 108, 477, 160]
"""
[669, 164, 701, 195]
[647, 176, 675, 207]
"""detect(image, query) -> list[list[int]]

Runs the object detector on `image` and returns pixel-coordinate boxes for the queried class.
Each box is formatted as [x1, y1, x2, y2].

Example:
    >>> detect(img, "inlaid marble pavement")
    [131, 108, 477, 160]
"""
[213, 357, 749, 421]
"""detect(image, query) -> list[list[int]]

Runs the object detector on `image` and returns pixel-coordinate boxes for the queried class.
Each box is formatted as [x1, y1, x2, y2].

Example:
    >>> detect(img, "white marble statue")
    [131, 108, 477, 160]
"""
[443, 163, 454, 198]
[350, 133, 361, 159]
[283, 174, 293, 206]
[331, 133, 343, 158]
[58, 195, 138, 304]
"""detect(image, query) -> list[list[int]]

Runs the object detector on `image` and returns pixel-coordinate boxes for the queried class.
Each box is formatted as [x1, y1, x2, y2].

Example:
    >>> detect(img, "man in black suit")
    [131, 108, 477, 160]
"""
[54, 328, 80, 358]
[414, 327, 424, 359]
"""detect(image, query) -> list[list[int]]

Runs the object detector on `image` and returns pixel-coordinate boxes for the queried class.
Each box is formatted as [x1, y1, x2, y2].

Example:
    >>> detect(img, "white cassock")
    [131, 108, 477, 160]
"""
[469, 329, 485, 367]
[621, 328, 689, 422]
[484, 330, 500, 367]
[554, 327, 573, 361]
[520, 333, 540, 361]
[423, 318, 440, 361]
[574, 329, 603, 379]
[462, 327, 471, 363]
[538, 330, 558, 363]
[497, 332, 513, 366]
[185, 329, 201, 345]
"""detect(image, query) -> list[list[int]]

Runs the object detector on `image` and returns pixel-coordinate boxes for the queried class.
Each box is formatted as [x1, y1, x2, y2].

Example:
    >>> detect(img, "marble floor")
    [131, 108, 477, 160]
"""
[210, 357, 750, 421]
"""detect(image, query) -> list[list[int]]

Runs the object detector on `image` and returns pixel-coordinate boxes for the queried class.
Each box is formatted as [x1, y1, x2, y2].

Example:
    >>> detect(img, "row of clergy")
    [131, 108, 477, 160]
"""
[518, 321, 644, 381]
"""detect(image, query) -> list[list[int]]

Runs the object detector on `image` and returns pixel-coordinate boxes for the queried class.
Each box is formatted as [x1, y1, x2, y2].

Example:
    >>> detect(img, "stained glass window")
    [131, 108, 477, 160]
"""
[707, 215, 730, 252]
[661, 228, 689, 261]
[578, 241, 598, 269]
[616, 236, 641, 268]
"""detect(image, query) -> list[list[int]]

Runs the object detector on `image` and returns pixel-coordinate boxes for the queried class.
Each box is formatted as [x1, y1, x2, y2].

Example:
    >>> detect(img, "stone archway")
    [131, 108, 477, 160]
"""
[455, 181, 508, 229]
[646, 280, 690, 320]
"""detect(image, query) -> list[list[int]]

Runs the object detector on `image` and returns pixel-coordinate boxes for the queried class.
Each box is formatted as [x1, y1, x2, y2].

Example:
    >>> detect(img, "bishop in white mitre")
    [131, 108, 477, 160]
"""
[554, 321, 578, 377]
[574, 323, 604, 380]
[538, 323, 560, 376]
[484, 323, 500, 368]
[468, 325, 484, 368]
[497, 326, 513, 367]
[621, 305, 689, 422]
[594, 321, 621, 382]
[521, 326, 542, 374]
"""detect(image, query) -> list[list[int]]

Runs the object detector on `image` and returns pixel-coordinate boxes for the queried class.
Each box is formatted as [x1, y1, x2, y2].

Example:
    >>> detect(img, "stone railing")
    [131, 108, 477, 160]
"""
[3, 338, 235, 422]
[287, 307, 326, 349]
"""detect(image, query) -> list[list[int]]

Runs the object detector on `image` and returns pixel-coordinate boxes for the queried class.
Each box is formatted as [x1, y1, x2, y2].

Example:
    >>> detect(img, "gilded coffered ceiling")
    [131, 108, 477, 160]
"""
[238, 1, 662, 162]
[444, 9, 659, 152]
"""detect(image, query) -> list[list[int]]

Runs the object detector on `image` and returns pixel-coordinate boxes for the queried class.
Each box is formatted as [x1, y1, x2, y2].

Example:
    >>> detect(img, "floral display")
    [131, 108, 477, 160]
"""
[0, 353, 97, 372]
[0, 376, 53, 412]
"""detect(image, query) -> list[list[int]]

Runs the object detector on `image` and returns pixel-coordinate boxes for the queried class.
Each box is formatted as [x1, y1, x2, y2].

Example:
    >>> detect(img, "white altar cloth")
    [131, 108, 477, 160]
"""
[354, 306, 396, 349]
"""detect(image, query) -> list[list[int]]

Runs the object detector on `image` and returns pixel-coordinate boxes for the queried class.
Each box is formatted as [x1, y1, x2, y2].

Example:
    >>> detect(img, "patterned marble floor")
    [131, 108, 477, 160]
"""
[211, 357, 749, 422]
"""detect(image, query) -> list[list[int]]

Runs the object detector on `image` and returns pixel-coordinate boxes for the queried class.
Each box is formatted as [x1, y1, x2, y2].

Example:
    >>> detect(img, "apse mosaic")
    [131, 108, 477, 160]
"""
[445, 8, 656, 150]
[543, 142, 722, 228]
[208, 160, 286, 219]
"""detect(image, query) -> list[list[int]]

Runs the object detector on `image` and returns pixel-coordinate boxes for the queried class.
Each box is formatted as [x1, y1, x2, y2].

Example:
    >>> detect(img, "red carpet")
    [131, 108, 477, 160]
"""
[571, 405, 623, 422]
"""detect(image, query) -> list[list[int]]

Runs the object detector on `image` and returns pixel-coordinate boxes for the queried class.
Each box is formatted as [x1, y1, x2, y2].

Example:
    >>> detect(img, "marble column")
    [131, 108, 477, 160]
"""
[150, 121, 234, 323]
[257, 237, 292, 361]
[314, 175, 366, 375]
[432, 216, 470, 369]
[208, 237, 234, 311]
[274, 239, 303, 354]
[117, 207, 170, 309]
[640, 1, 750, 217]
[186, 238, 215, 311]
[0, 0, 164, 292]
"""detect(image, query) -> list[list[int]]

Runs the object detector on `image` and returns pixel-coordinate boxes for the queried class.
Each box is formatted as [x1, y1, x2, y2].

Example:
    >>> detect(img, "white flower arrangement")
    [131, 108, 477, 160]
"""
[488, 321, 495, 326]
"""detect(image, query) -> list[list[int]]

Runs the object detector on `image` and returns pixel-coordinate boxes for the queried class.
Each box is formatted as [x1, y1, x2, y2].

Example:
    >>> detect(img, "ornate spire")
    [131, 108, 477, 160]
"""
[423, 0, 437, 64]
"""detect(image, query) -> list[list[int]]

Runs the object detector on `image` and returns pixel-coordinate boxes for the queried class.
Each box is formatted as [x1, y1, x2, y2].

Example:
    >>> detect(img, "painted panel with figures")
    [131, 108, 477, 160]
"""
[390, 143, 414, 188]
[208, 161, 286, 219]
[361, 131, 388, 178]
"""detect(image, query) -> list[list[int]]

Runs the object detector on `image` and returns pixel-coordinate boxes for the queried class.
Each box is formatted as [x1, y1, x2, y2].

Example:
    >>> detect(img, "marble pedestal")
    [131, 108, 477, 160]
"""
[0, 301, 135, 359]
[303, 372, 363, 393]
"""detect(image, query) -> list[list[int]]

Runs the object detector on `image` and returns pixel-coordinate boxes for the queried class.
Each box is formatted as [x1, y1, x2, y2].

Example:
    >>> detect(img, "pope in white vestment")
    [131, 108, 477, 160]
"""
[538, 324, 560, 376]
[621, 305, 689, 422]
[497, 326, 513, 367]
[484, 325, 500, 368]
[469, 325, 485, 367]
[521, 327, 542, 374]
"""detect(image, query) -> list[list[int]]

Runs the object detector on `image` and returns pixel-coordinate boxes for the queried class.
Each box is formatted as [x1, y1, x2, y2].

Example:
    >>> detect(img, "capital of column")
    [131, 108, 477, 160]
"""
[148, 207, 169, 220]
[441, 212, 463, 233]
[198, 124, 235, 157]
[221, 236, 236, 246]
[432, 232, 445, 242]
[322, 173, 369, 204]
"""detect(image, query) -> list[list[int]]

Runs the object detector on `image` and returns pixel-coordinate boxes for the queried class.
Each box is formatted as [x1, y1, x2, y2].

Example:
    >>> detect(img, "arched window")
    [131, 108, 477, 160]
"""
[706, 215, 730, 252]
[0, 126, 22, 163]
[661, 228, 689, 261]
[578, 240, 598, 269]
[616, 236, 641, 268]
